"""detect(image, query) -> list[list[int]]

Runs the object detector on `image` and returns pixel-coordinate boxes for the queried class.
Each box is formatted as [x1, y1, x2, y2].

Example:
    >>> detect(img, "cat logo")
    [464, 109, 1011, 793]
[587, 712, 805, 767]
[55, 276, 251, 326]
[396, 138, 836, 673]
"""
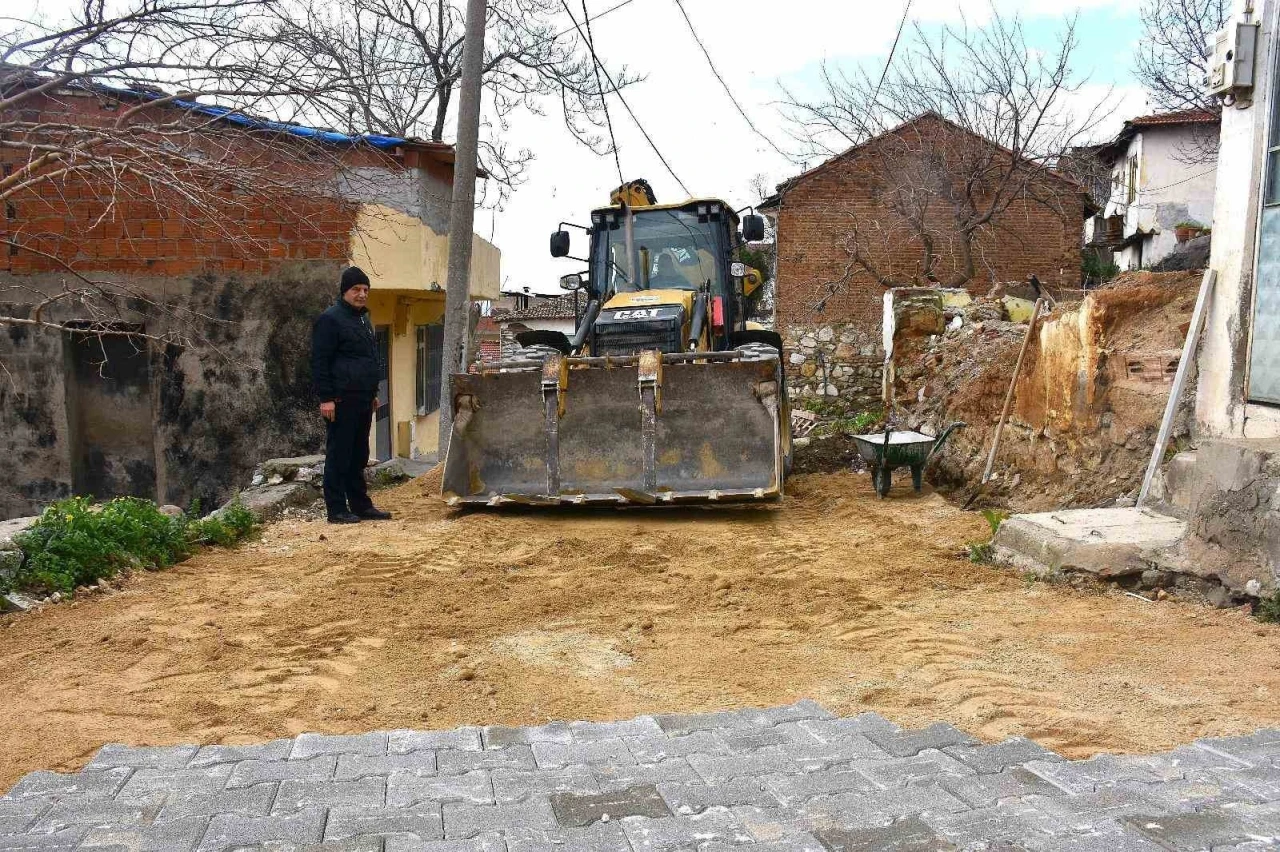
[613, 308, 661, 320]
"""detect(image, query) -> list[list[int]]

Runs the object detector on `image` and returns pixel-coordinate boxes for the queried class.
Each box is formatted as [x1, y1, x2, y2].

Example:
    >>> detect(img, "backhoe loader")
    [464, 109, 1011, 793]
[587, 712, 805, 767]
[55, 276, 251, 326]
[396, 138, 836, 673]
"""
[441, 179, 790, 506]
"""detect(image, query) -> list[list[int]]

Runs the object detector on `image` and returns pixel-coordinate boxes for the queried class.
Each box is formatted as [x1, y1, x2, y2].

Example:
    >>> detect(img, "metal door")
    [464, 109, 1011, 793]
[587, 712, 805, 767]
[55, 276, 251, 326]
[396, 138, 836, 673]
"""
[374, 327, 392, 462]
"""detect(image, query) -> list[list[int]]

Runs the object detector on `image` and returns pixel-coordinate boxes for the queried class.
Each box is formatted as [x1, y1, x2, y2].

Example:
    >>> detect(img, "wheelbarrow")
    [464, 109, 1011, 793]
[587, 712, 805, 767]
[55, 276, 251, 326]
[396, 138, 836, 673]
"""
[852, 423, 967, 498]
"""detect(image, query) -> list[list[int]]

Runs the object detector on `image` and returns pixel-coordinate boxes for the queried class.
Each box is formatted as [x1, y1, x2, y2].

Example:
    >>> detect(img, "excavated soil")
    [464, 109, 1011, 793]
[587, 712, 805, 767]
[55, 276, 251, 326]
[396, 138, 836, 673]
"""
[3, 471, 1280, 790]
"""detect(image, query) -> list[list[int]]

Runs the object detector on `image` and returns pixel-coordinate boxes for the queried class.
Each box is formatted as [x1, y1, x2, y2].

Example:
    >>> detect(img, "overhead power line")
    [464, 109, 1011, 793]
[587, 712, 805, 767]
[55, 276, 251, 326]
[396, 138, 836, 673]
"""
[873, 0, 913, 103]
[580, 0, 624, 184]
[670, 0, 790, 161]
[549, 0, 637, 41]
[558, 0, 692, 195]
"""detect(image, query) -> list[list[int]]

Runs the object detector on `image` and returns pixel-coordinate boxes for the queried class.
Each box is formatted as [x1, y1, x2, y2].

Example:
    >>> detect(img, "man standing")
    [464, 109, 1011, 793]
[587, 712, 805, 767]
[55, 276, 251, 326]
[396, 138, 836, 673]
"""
[311, 266, 393, 524]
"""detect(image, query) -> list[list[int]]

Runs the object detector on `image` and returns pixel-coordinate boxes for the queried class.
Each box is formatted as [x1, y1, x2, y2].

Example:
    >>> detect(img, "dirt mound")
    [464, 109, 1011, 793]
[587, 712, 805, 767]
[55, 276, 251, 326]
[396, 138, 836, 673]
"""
[895, 271, 1202, 511]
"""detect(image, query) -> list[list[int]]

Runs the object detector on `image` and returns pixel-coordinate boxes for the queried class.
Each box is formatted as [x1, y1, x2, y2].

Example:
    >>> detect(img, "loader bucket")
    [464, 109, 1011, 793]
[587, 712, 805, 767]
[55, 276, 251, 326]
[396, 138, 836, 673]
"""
[441, 351, 784, 507]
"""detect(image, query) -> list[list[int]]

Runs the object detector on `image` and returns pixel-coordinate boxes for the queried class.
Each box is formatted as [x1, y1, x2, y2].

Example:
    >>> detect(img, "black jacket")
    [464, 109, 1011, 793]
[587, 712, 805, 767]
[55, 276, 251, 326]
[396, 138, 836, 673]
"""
[311, 299, 380, 401]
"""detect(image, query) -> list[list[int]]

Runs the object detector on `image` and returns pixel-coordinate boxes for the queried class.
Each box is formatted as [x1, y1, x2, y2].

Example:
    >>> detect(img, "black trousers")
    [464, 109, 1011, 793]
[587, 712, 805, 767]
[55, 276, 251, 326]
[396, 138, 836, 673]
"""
[324, 394, 375, 516]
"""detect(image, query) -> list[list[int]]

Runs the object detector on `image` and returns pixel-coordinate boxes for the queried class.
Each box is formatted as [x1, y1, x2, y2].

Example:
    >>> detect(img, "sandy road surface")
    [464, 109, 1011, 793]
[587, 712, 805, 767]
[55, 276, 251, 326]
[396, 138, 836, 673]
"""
[3, 471, 1279, 791]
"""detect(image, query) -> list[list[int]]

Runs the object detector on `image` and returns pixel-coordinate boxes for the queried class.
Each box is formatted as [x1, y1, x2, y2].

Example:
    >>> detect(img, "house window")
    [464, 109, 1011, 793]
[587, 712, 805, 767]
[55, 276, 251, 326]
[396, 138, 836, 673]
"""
[1267, 65, 1280, 205]
[415, 324, 444, 415]
[1126, 158, 1138, 205]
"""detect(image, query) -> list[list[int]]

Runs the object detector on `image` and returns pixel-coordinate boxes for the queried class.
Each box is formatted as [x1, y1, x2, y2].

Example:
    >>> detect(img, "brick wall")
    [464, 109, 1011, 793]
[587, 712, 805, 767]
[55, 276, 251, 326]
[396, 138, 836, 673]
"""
[773, 116, 1085, 338]
[0, 89, 395, 278]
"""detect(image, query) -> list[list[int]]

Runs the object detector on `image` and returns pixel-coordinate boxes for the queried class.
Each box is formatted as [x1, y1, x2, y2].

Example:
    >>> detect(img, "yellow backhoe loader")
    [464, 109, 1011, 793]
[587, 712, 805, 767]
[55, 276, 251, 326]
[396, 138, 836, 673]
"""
[442, 179, 790, 506]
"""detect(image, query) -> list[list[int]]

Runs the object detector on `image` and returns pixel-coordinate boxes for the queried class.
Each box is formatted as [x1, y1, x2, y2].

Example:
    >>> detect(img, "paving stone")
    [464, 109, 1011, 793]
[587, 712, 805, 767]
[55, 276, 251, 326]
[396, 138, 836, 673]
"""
[226, 754, 336, 787]
[483, 723, 573, 749]
[385, 832, 506, 852]
[621, 806, 754, 852]
[1123, 806, 1262, 848]
[504, 821, 631, 852]
[115, 765, 234, 804]
[942, 737, 1062, 774]
[625, 732, 733, 764]
[938, 767, 1064, 807]
[325, 804, 445, 842]
[187, 739, 293, 767]
[723, 729, 790, 751]
[1205, 764, 1280, 801]
[799, 784, 968, 831]
[776, 734, 894, 772]
[1023, 784, 1177, 832]
[29, 797, 158, 831]
[335, 751, 440, 780]
[655, 710, 755, 737]
[0, 826, 89, 851]
[854, 749, 976, 789]
[729, 804, 813, 843]
[290, 731, 388, 759]
[550, 783, 672, 827]
[796, 714, 901, 744]
[741, 701, 836, 728]
[701, 836, 826, 852]
[78, 816, 209, 851]
[0, 798, 54, 833]
[1118, 744, 1250, 781]
[491, 767, 600, 804]
[811, 816, 955, 852]
[570, 717, 663, 743]
[439, 746, 536, 776]
[659, 778, 782, 814]
[533, 739, 635, 769]
[442, 800, 557, 839]
[1025, 754, 1165, 795]
[1035, 822, 1167, 852]
[591, 757, 701, 792]
[197, 807, 326, 851]
[3, 768, 132, 801]
[87, 744, 198, 771]
[862, 724, 978, 759]
[391, 728, 484, 754]
[272, 776, 386, 812]
[687, 748, 801, 784]
[925, 800, 1067, 847]
[388, 770, 495, 808]
[1195, 728, 1280, 767]
[156, 782, 277, 820]
[761, 769, 878, 807]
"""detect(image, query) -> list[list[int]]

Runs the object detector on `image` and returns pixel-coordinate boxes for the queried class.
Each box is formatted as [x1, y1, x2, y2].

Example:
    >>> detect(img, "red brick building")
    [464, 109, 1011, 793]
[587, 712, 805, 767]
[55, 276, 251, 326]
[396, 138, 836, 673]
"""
[0, 76, 499, 518]
[762, 113, 1088, 336]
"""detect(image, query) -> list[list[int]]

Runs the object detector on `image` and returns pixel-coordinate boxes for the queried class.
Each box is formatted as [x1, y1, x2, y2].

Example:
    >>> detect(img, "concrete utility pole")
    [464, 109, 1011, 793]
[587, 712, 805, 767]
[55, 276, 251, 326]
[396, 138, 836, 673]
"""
[437, 0, 489, 457]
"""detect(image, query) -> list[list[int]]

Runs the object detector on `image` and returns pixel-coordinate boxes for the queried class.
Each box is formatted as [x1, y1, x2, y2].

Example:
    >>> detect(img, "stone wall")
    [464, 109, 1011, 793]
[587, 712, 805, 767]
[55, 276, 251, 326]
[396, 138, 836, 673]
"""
[782, 324, 883, 410]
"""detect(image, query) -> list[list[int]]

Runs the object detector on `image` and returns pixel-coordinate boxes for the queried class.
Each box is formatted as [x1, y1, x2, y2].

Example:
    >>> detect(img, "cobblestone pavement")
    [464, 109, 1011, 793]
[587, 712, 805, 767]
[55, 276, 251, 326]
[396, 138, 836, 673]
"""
[2, 702, 1279, 851]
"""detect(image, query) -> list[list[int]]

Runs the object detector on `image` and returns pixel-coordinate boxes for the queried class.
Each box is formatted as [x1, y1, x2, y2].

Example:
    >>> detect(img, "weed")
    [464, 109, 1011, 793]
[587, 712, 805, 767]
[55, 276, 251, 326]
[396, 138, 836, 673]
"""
[1258, 592, 1280, 624]
[4, 496, 256, 597]
[980, 509, 1009, 537]
[968, 542, 995, 564]
[810, 407, 884, 438]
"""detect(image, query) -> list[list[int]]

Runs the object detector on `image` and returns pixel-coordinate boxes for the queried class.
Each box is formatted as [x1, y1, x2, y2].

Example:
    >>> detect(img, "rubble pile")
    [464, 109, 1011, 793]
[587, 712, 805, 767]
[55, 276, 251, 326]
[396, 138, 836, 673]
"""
[892, 271, 1203, 511]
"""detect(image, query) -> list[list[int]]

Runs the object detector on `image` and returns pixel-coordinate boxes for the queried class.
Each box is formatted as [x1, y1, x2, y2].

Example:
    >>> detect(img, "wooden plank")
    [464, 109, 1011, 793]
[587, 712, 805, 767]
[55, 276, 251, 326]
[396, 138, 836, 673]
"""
[1137, 269, 1216, 508]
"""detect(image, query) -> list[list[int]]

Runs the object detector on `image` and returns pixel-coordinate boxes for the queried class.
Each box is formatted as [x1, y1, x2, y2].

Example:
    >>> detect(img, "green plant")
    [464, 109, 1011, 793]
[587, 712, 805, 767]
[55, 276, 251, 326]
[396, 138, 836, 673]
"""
[4, 496, 257, 597]
[1173, 220, 1206, 230]
[9, 497, 189, 594]
[968, 542, 995, 563]
[1258, 592, 1280, 624]
[980, 509, 1009, 537]
[1082, 249, 1119, 284]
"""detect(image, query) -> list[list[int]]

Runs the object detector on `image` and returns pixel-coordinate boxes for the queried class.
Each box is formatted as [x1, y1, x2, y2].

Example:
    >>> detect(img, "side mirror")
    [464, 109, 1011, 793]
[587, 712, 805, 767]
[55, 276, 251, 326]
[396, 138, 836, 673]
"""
[559, 273, 582, 291]
[550, 230, 571, 258]
[742, 214, 765, 243]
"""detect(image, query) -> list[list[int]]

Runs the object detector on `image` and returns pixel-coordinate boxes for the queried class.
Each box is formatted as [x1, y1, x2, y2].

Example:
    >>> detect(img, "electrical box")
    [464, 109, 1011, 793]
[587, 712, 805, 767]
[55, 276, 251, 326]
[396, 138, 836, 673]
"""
[1205, 19, 1259, 97]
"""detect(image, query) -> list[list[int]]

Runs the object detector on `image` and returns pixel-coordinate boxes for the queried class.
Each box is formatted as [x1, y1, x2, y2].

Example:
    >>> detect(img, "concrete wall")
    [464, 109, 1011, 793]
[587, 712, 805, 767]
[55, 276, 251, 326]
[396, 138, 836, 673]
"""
[1196, 0, 1280, 440]
[1107, 127, 1218, 271]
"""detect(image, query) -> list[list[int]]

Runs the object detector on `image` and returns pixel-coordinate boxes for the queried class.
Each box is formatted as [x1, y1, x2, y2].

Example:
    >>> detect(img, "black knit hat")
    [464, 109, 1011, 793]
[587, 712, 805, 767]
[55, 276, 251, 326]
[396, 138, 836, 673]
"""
[340, 266, 371, 295]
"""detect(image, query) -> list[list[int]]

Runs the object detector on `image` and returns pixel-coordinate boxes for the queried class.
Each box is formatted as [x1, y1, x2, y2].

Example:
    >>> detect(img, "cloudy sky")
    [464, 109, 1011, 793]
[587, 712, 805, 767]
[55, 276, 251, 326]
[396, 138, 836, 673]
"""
[486, 0, 1150, 295]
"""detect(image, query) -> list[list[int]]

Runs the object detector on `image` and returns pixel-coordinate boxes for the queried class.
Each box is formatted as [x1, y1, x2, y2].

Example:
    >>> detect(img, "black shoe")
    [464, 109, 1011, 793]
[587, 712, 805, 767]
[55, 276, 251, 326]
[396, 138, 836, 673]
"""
[354, 507, 392, 521]
[327, 512, 361, 524]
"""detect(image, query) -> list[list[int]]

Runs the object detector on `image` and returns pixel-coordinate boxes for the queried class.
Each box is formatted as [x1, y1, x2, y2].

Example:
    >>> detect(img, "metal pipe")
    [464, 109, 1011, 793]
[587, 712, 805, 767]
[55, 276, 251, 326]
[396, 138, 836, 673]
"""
[688, 293, 707, 350]
[569, 300, 601, 350]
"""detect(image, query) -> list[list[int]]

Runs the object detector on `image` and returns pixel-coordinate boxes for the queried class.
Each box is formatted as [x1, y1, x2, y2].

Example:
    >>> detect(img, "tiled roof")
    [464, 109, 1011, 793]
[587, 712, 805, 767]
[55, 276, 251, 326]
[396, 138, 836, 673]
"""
[1128, 109, 1219, 127]
[499, 294, 581, 322]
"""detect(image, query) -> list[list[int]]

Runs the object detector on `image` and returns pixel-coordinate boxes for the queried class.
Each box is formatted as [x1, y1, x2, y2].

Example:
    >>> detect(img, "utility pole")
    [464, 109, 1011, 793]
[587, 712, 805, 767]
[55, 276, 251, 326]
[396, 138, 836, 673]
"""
[437, 0, 489, 457]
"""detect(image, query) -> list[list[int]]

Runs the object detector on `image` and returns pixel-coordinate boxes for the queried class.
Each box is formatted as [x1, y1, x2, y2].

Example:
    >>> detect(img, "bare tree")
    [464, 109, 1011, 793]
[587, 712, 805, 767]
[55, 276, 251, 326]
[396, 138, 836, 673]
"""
[269, 0, 639, 206]
[777, 10, 1111, 306]
[0, 0, 402, 357]
[1134, 0, 1225, 163]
